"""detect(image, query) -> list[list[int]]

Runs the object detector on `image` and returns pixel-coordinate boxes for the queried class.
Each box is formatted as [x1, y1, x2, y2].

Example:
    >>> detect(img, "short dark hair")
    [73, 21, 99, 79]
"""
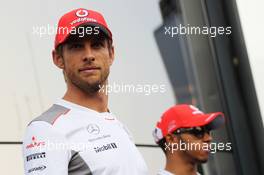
[157, 130, 182, 154]
[157, 138, 167, 154]
[55, 44, 64, 57]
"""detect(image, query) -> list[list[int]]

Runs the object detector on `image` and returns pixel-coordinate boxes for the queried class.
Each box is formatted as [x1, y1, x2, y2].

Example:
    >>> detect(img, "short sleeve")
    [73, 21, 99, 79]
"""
[22, 121, 70, 174]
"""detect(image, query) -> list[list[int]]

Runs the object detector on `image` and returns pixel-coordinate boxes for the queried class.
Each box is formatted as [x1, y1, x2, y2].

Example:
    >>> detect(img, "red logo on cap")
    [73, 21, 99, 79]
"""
[76, 9, 88, 17]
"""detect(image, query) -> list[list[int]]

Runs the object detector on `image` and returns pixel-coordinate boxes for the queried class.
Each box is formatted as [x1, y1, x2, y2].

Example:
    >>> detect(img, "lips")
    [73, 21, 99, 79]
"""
[79, 66, 100, 72]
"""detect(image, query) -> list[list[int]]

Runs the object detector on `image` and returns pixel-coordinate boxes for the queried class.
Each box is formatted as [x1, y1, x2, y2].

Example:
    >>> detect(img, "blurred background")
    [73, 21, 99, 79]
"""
[0, 0, 263, 174]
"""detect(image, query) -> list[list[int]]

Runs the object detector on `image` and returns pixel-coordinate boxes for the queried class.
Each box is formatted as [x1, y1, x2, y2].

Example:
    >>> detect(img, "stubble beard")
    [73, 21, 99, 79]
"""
[67, 69, 109, 95]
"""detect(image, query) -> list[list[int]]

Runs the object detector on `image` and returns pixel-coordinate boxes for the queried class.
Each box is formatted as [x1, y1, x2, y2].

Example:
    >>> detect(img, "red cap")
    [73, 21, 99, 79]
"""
[54, 8, 112, 49]
[153, 104, 225, 143]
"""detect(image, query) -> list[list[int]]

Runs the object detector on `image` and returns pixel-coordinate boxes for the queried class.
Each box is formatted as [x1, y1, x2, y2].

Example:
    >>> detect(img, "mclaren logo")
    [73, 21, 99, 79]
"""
[26, 136, 45, 149]
[86, 124, 100, 135]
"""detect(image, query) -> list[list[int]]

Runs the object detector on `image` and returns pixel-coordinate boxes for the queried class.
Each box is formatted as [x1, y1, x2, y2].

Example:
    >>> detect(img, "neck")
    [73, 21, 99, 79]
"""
[63, 81, 108, 113]
[165, 151, 197, 175]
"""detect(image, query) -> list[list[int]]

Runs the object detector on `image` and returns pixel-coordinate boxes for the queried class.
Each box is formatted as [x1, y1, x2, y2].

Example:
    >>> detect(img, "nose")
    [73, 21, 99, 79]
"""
[82, 43, 95, 63]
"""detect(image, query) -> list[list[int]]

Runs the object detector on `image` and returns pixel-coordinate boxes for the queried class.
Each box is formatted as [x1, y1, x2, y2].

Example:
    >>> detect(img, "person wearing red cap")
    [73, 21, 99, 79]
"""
[22, 8, 148, 175]
[153, 104, 225, 175]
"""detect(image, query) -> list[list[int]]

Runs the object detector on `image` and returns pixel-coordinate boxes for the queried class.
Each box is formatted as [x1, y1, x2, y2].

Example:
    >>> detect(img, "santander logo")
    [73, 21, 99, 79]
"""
[26, 136, 45, 149]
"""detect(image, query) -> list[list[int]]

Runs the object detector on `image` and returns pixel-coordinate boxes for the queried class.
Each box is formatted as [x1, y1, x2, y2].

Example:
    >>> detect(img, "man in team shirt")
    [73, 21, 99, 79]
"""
[22, 8, 149, 175]
[153, 104, 225, 175]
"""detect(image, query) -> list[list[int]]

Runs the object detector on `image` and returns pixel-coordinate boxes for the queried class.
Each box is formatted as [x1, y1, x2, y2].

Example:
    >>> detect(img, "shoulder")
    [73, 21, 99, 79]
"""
[29, 104, 71, 126]
[23, 104, 71, 148]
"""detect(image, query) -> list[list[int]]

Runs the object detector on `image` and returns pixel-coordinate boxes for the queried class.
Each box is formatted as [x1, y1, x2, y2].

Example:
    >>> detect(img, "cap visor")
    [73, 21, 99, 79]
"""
[83, 23, 112, 39]
[203, 112, 225, 130]
[57, 23, 112, 48]
[184, 112, 225, 129]
[70, 23, 111, 40]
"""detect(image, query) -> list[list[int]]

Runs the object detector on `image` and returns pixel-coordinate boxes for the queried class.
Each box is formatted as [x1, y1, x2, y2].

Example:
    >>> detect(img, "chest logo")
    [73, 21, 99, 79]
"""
[86, 124, 100, 135]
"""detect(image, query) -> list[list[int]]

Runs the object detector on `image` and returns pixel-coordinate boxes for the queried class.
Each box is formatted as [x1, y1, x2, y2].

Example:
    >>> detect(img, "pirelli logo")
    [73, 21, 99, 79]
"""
[94, 143, 118, 153]
[26, 152, 46, 162]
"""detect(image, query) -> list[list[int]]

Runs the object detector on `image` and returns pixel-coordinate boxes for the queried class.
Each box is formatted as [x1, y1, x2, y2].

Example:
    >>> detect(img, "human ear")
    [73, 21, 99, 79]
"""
[109, 45, 115, 66]
[52, 50, 65, 69]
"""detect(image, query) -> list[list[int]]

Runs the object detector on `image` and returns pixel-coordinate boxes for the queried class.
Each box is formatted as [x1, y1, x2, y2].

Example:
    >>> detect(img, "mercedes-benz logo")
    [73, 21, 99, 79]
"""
[86, 124, 100, 135]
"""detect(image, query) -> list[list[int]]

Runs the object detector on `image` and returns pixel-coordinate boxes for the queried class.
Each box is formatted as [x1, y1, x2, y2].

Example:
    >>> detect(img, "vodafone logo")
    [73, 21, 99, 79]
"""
[76, 9, 89, 17]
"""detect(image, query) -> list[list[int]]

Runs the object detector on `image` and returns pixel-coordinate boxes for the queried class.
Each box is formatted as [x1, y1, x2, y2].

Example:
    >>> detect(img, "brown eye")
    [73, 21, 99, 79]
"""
[69, 43, 83, 49]
[92, 41, 104, 48]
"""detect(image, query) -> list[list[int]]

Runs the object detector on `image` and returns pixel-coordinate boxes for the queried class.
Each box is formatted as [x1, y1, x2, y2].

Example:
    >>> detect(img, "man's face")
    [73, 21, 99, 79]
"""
[167, 126, 212, 163]
[178, 127, 212, 163]
[55, 32, 114, 94]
